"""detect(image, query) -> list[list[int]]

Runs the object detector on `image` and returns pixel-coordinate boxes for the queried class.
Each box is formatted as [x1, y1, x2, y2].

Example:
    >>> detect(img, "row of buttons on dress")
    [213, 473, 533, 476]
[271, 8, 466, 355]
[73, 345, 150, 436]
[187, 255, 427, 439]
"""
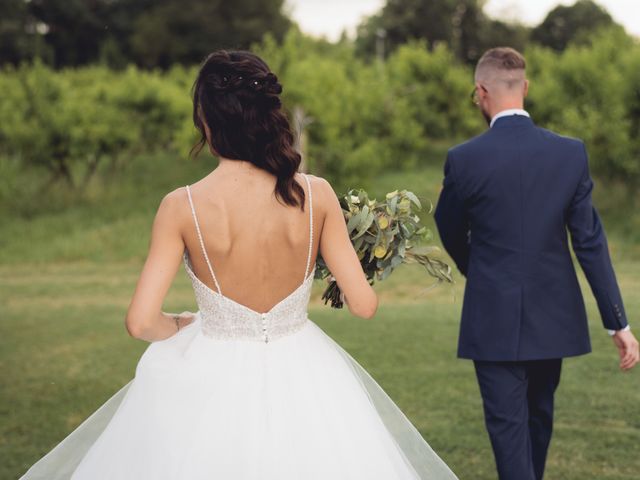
[261, 313, 269, 343]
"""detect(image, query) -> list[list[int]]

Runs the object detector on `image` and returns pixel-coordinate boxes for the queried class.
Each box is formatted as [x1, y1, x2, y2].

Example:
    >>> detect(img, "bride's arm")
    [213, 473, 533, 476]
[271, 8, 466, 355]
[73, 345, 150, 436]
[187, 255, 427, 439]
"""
[125, 190, 194, 341]
[316, 178, 378, 319]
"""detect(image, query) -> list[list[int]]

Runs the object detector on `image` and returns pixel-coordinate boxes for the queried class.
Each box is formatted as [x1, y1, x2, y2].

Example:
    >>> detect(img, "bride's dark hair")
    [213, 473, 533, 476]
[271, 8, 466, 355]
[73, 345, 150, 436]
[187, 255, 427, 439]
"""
[191, 50, 304, 209]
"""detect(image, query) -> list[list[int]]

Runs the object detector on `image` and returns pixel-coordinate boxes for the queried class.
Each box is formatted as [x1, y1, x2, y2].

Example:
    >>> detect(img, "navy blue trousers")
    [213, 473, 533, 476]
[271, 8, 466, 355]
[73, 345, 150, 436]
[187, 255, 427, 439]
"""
[474, 359, 562, 480]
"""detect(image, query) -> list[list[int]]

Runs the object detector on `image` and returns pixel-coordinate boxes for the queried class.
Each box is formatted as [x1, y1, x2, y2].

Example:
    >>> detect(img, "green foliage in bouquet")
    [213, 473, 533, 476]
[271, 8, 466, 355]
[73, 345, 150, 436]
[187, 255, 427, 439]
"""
[315, 189, 453, 308]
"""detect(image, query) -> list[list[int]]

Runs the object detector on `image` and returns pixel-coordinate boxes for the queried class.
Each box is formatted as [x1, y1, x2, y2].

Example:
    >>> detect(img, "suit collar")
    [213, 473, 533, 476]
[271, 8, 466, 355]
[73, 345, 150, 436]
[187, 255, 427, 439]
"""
[490, 108, 529, 127]
[490, 114, 535, 129]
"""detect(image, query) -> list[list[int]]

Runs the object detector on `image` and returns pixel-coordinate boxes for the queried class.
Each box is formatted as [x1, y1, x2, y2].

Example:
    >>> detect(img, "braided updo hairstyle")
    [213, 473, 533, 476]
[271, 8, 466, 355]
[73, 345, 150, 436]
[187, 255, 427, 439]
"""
[191, 50, 304, 209]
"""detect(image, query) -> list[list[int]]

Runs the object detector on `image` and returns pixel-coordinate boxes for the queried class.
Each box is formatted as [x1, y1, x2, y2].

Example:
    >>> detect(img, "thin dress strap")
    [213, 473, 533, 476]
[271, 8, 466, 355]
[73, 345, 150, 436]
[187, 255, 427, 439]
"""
[185, 185, 222, 294]
[302, 174, 314, 280]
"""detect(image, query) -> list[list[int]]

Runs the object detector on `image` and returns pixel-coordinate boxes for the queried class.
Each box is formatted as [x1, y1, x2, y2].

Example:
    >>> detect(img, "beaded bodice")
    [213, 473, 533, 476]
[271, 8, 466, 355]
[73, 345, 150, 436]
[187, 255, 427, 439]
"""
[183, 253, 314, 342]
[182, 174, 314, 343]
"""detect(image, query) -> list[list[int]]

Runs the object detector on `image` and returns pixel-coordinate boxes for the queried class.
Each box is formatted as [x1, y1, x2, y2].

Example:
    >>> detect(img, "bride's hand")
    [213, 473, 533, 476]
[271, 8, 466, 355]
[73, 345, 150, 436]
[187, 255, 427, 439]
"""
[175, 311, 196, 329]
[169, 310, 196, 336]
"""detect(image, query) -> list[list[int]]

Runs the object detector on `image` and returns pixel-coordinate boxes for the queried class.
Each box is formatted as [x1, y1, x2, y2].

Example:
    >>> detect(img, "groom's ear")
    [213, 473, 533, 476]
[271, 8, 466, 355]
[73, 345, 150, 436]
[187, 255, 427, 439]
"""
[523, 79, 529, 98]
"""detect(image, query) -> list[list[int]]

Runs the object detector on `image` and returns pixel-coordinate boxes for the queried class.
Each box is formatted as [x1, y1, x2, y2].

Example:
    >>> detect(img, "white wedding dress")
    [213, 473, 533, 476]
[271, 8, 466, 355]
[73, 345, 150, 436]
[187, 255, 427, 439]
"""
[20, 175, 457, 479]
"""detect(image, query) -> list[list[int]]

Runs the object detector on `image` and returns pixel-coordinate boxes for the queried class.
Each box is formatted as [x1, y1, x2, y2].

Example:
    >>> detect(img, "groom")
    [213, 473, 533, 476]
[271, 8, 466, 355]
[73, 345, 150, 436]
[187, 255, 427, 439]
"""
[434, 47, 639, 480]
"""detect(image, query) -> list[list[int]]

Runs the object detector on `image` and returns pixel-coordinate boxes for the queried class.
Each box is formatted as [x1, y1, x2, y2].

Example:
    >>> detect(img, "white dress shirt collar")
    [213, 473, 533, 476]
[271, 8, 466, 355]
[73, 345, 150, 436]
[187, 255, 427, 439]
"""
[490, 109, 530, 128]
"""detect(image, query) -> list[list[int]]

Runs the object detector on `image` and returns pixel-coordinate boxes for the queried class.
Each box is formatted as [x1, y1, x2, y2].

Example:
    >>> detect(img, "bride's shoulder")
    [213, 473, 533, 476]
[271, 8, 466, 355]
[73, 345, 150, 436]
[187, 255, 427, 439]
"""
[161, 185, 189, 206]
[153, 186, 190, 222]
[299, 173, 336, 200]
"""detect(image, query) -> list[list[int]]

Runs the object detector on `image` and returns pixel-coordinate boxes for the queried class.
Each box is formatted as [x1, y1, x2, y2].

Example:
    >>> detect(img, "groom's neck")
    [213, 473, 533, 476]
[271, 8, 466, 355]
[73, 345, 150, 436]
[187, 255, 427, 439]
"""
[489, 98, 525, 119]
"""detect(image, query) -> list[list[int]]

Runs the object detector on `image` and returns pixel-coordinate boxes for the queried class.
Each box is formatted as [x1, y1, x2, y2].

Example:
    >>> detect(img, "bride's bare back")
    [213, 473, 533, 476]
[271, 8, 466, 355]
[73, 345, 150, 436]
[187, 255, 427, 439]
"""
[184, 162, 316, 313]
[125, 160, 377, 341]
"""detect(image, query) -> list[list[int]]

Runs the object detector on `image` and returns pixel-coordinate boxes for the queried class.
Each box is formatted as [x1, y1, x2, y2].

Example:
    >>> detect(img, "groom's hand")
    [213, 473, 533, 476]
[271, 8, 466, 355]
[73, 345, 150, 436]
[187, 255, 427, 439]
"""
[612, 330, 640, 371]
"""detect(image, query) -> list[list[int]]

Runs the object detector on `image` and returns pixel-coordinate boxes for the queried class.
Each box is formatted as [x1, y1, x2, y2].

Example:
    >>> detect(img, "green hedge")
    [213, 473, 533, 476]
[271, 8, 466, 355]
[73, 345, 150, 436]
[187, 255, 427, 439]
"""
[1, 27, 639, 215]
[0, 62, 193, 189]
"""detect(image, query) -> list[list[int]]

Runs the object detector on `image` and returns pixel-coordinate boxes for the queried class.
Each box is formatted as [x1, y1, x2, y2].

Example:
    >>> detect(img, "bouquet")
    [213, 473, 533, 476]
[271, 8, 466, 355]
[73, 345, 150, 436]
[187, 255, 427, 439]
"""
[315, 189, 453, 308]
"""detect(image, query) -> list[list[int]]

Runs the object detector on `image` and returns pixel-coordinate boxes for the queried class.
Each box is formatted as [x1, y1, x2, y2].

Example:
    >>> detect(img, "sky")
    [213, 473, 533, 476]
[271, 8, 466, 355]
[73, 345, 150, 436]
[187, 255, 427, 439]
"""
[285, 0, 640, 42]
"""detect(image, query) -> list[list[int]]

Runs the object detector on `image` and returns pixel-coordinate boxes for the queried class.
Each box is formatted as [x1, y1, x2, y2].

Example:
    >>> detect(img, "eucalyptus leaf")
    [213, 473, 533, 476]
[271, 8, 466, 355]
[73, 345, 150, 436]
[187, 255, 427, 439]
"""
[391, 255, 403, 268]
[347, 209, 364, 233]
[389, 195, 398, 214]
[353, 211, 375, 239]
[405, 191, 422, 210]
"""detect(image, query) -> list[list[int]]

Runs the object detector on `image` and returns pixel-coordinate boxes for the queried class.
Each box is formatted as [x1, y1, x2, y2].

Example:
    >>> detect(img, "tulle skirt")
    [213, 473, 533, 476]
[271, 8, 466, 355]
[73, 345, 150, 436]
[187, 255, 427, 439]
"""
[20, 313, 457, 479]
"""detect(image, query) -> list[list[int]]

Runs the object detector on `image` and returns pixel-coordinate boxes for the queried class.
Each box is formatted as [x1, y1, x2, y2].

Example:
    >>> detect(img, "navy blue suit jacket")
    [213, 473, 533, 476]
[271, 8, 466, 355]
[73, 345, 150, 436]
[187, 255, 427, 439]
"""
[434, 114, 628, 361]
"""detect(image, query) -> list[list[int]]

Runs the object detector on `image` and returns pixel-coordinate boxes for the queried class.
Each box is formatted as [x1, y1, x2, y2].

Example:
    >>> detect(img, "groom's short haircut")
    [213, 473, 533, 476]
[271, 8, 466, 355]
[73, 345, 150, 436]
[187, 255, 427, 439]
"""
[475, 47, 526, 90]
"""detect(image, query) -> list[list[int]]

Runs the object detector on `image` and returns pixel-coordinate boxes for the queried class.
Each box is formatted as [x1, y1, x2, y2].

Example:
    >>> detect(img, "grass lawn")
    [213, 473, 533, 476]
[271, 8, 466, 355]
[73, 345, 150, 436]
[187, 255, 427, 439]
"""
[1, 153, 638, 479]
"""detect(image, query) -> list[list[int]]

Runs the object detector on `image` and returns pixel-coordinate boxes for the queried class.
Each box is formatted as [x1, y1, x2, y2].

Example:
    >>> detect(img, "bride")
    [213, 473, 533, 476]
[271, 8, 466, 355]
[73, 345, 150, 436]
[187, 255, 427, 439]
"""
[20, 50, 457, 480]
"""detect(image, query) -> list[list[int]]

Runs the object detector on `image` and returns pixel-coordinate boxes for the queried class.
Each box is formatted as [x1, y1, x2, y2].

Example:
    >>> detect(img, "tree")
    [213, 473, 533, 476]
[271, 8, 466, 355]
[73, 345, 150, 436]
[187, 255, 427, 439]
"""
[0, 0, 52, 65]
[476, 19, 529, 60]
[375, 0, 469, 53]
[28, 0, 115, 67]
[531, 0, 617, 51]
[355, 0, 529, 64]
[456, 4, 529, 64]
[129, 0, 291, 68]
[3, 0, 291, 68]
